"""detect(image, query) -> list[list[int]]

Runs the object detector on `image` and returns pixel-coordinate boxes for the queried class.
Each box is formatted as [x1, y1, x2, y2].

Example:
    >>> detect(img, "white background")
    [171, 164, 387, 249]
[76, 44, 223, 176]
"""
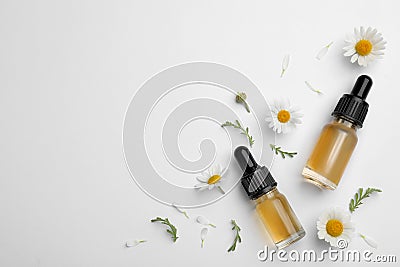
[1, 0, 399, 266]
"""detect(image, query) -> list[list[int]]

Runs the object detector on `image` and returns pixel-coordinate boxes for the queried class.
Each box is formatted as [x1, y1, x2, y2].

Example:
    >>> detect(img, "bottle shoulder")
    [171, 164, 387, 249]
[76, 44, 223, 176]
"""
[323, 120, 358, 139]
[254, 188, 287, 204]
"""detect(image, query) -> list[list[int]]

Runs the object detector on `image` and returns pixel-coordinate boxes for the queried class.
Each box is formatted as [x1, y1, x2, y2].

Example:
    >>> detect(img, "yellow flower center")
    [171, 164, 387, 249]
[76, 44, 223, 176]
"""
[207, 175, 221, 184]
[277, 110, 291, 123]
[326, 219, 344, 237]
[355, 40, 373, 56]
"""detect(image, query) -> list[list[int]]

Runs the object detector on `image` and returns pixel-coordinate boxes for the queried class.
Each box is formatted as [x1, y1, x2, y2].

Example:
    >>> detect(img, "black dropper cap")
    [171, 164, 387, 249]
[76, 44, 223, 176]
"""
[234, 146, 277, 200]
[331, 75, 373, 128]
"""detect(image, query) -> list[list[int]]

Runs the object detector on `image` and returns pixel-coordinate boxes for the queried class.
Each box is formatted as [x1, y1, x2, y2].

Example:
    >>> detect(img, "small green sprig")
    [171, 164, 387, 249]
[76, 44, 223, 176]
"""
[222, 120, 254, 147]
[349, 187, 382, 213]
[270, 144, 297, 159]
[150, 217, 178, 242]
[235, 92, 250, 113]
[227, 219, 242, 252]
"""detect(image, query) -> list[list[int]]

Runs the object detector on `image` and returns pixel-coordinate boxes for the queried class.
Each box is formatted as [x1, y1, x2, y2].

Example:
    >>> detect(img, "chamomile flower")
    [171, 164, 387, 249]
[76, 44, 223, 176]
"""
[194, 164, 225, 194]
[265, 99, 303, 134]
[343, 26, 386, 67]
[317, 207, 355, 247]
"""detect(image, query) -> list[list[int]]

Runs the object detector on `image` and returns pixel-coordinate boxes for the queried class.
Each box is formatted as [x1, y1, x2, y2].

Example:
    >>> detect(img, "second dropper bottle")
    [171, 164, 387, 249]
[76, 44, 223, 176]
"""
[234, 146, 305, 249]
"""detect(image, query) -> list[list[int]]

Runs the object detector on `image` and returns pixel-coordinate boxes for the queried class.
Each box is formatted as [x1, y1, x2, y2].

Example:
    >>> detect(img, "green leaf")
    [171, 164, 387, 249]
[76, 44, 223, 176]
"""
[269, 144, 297, 159]
[349, 187, 382, 213]
[227, 219, 242, 252]
[221, 120, 255, 147]
[151, 217, 179, 242]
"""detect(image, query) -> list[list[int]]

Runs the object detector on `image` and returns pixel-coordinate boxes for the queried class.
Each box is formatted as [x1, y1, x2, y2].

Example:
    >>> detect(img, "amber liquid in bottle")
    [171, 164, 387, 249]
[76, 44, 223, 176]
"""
[234, 146, 305, 249]
[303, 118, 358, 189]
[255, 188, 305, 249]
[302, 75, 372, 190]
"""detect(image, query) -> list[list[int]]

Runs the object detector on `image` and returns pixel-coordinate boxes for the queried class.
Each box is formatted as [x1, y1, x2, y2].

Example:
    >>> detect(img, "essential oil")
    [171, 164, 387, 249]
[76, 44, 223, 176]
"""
[302, 75, 373, 190]
[234, 146, 305, 249]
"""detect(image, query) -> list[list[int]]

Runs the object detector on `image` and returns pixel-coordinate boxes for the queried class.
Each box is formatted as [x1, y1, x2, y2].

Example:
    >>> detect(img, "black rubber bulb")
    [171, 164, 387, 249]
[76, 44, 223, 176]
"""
[234, 146, 259, 176]
[350, 75, 373, 100]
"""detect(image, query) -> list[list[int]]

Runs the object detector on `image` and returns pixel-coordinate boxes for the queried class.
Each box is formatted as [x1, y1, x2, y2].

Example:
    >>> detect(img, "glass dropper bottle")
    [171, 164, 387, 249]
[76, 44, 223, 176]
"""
[302, 75, 373, 190]
[234, 146, 306, 249]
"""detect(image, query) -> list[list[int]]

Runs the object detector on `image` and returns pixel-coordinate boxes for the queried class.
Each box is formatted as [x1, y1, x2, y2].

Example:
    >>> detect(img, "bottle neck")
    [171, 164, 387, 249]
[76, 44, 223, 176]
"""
[254, 187, 278, 204]
[332, 116, 359, 130]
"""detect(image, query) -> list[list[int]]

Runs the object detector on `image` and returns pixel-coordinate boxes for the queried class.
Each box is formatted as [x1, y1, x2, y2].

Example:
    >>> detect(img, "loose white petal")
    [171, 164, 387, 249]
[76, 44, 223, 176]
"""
[360, 234, 378, 248]
[172, 203, 189, 219]
[305, 81, 323, 94]
[200, 228, 208, 248]
[280, 54, 290, 77]
[125, 240, 147, 247]
[196, 215, 216, 228]
[196, 215, 209, 225]
[316, 41, 333, 60]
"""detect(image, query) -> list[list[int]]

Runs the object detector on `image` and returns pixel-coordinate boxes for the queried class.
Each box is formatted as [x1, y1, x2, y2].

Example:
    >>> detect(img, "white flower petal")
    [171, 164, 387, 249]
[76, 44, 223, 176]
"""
[200, 228, 208, 248]
[358, 56, 366, 66]
[195, 184, 209, 191]
[344, 48, 356, 57]
[316, 42, 333, 60]
[351, 53, 358, 63]
[281, 123, 289, 134]
[172, 203, 184, 213]
[196, 175, 208, 183]
[196, 215, 210, 225]
[366, 27, 377, 39]
[291, 118, 302, 124]
[329, 237, 338, 247]
[365, 27, 372, 38]
[196, 215, 216, 227]
[371, 50, 384, 55]
[354, 27, 360, 40]
[360, 234, 378, 249]
[126, 240, 146, 247]
[360, 26, 365, 38]
[318, 230, 327, 239]
[316, 46, 329, 60]
[280, 54, 290, 78]
[201, 228, 208, 239]
[283, 54, 290, 69]
[268, 121, 275, 129]
[371, 35, 383, 44]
